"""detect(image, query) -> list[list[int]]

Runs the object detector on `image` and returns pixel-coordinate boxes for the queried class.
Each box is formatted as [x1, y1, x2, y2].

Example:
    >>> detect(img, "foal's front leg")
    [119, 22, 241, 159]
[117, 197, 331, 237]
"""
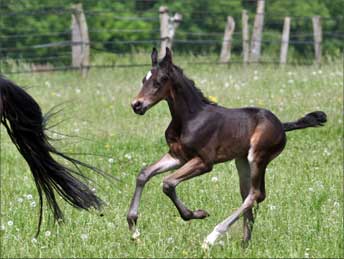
[127, 153, 182, 238]
[162, 157, 213, 220]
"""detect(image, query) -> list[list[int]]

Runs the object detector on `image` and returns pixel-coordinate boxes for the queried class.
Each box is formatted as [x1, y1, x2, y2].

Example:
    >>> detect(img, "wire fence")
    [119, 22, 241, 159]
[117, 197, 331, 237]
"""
[0, 2, 343, 75]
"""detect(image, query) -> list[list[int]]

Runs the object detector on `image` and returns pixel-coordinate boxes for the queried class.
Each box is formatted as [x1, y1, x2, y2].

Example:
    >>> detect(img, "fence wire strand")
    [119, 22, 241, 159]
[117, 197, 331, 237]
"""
[0, 4, 343, 74]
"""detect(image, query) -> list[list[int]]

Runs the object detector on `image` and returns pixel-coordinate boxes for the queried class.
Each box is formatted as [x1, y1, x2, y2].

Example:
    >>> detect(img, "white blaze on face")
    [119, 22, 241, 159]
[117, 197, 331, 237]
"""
[145, 70, 152, 81]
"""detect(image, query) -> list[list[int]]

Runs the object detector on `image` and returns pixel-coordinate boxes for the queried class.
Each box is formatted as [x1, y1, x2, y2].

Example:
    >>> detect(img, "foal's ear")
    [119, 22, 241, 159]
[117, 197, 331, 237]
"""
[151, 47, 158, 66]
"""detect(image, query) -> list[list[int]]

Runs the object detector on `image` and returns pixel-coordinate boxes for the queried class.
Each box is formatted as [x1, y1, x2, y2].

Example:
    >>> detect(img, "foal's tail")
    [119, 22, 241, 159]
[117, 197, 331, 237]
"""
[283, 111, 327, 132]
[0, 77, 106, 236]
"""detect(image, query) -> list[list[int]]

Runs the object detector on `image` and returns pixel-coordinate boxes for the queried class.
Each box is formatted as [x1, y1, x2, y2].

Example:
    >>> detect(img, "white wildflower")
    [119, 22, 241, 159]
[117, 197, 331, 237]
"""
[45, 231, 51, 237]
[31, 238, 37, 244]
[323, 148, 331, 156]
[108, 158, 114, 164]
[7, 221, 13, 226]
[0, 225, 5, 231]
[30, 201, 36, 208]
[315, 181, 324, 189]
[211, 176, 218, 182]
[124, 153, 132, 160]
[17, 197, 24, 203]
[81, 233, 88, 240]
[107, 222, 115, 228]
[26, 194, 33, 200]
[268, 204, 276, 210]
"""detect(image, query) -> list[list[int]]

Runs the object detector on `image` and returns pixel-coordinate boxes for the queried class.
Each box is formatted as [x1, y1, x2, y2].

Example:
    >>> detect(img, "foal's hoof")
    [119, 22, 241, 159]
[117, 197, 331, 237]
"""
[131, 228, 141, 241]
[193, 209, 210, 219]
[202, 240, 212, 251]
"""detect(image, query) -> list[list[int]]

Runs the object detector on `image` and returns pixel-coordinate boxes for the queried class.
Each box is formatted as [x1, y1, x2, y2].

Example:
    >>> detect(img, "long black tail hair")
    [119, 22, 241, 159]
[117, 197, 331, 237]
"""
[0, 76, 108, 236]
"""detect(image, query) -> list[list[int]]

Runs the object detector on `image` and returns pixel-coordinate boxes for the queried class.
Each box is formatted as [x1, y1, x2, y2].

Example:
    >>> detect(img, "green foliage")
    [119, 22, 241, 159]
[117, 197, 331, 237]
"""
[0, 0, 342, 62]
[0, 56, 343, 258]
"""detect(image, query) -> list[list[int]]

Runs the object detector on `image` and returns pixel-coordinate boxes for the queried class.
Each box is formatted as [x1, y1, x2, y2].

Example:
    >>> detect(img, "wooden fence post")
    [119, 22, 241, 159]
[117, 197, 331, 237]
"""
[250, 0, 265, 63]
[219, 16, 235, 64]
[159, 6, 169, 59]
[280, 16, 291, 65]
[168, 13, 182, 49]
[242, 10, 249, 64]
[312, 16, 322, 65]
[71, 3, 90, 77]
[159, 6, 182, 58]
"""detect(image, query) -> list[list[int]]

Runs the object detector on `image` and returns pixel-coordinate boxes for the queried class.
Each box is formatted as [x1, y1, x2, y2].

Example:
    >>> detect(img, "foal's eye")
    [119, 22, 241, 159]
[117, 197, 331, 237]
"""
[161, 76, 168, 82]
[153, 81, 161, 88]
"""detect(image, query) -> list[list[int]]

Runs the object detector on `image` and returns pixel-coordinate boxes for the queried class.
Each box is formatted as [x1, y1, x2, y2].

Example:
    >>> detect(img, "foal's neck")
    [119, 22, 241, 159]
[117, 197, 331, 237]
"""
[166, 80, 206, 123]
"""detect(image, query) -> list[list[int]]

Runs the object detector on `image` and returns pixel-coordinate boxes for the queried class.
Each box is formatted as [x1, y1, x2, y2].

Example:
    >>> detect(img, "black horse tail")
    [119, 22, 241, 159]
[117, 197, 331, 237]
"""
[0, 77, 106, 236]
[283, 111, 327, 132]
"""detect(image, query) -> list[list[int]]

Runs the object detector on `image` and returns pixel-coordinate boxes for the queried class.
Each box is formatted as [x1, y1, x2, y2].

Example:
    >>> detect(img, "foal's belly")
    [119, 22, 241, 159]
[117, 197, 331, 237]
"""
[214, 144, 249, 163]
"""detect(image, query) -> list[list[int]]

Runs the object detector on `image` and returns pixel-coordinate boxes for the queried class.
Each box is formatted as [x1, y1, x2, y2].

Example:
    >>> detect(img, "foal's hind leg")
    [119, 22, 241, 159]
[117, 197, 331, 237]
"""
[203, 155, 267, 249]
[235, 158, 254, 243]
[162, 157, 213, 220]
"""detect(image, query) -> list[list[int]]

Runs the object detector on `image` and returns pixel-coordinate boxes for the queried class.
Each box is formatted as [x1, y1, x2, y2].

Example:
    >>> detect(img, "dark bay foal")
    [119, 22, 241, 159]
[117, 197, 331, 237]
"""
[127, 47, 327, 247]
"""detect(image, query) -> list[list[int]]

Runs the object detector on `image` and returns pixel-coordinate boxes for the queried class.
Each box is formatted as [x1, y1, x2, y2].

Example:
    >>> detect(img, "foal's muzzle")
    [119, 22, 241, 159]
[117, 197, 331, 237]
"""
[131, 100, 147, 115]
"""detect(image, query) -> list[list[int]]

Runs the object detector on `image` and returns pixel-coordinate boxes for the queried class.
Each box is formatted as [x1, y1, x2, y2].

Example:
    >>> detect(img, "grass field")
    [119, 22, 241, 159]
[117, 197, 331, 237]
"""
[0, 56, 343, 258]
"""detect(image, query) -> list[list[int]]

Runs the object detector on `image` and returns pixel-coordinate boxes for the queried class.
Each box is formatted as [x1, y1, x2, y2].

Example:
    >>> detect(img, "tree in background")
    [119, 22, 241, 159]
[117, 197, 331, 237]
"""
[0, 0, 342, 63]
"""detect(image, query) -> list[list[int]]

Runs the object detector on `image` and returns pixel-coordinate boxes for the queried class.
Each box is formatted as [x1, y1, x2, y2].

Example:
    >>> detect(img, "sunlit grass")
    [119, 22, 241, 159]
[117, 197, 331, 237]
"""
[0, 56, 342, 258]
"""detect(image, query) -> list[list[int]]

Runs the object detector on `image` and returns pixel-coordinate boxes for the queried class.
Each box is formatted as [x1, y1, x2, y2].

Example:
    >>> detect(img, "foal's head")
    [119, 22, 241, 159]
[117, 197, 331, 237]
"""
[131, 47, 173, 115]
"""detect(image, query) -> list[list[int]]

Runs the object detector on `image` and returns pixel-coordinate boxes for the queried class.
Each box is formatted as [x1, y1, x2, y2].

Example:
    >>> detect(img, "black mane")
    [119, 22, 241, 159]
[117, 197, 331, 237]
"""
[170, 65, 215, 106]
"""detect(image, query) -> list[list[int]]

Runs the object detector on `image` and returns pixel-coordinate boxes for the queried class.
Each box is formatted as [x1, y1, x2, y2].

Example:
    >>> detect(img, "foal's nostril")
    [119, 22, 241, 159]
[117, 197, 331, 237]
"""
[132, 100, 143, 112]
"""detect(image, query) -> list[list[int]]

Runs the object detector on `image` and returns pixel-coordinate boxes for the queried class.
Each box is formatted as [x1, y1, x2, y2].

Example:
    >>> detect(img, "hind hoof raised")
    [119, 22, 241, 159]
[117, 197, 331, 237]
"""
[193, 209, 209, 219]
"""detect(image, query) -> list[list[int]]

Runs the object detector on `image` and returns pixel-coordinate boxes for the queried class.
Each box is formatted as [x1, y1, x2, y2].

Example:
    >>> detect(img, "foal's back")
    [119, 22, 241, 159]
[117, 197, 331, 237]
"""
[195, 105, 286, 163]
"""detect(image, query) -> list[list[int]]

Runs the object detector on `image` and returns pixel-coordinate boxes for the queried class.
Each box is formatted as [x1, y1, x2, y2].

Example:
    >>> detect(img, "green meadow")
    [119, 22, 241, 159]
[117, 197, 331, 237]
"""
[0, 56, 342, 258]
